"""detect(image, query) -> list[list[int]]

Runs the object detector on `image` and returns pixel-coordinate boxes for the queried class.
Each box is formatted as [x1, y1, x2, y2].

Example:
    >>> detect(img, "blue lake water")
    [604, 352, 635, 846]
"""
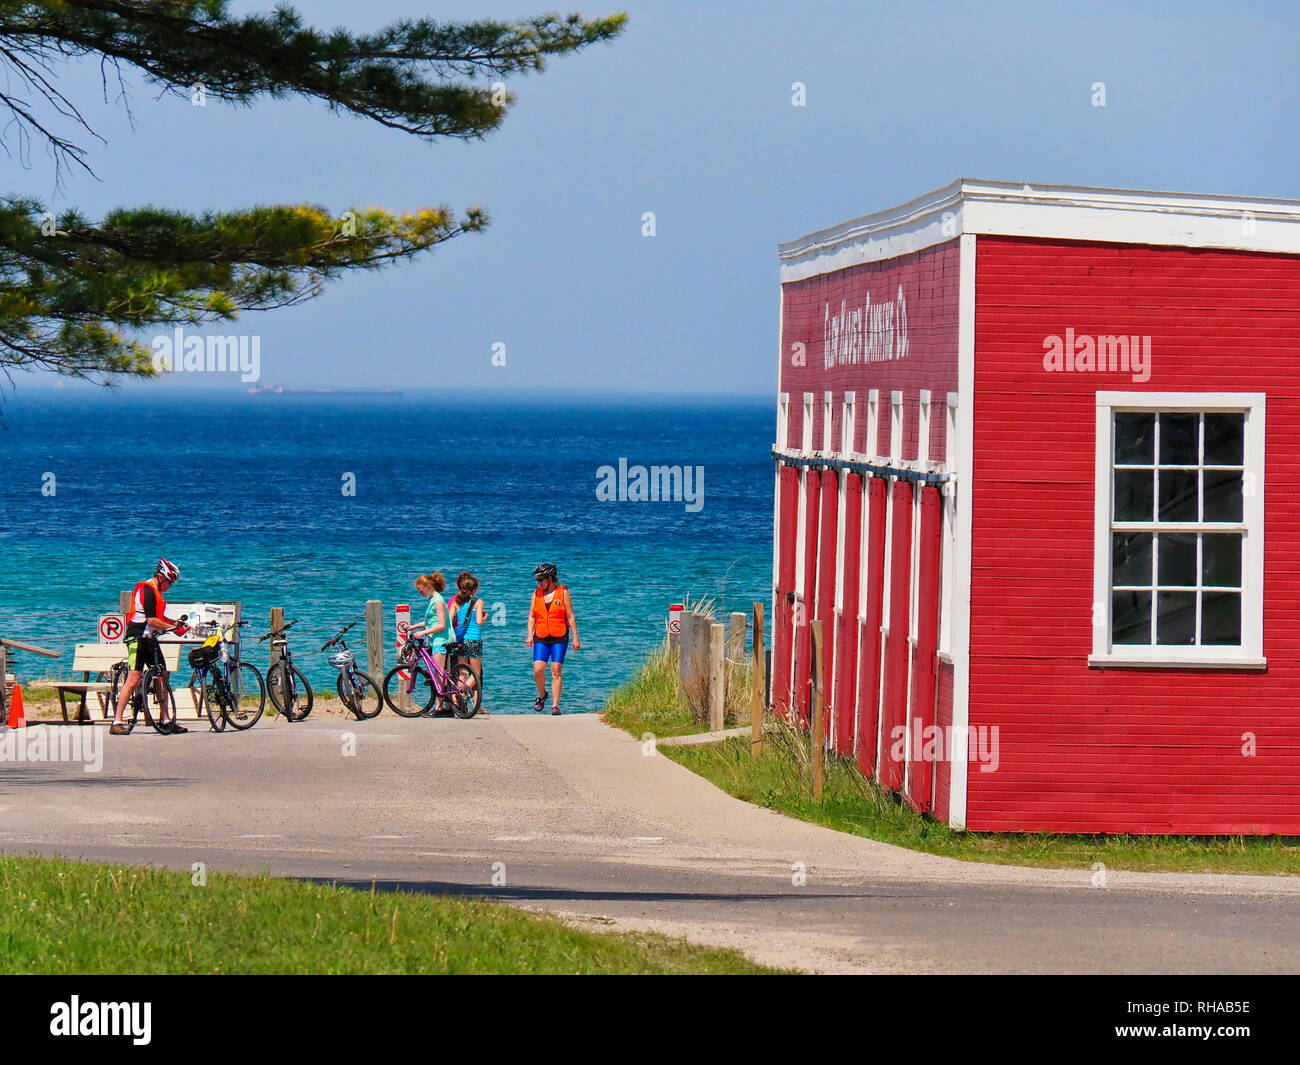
[0, 390, 773, 713]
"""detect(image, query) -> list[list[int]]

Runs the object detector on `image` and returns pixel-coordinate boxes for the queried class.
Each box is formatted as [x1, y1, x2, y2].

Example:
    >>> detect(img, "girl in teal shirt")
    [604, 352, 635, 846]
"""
[410, 571, 452, 676]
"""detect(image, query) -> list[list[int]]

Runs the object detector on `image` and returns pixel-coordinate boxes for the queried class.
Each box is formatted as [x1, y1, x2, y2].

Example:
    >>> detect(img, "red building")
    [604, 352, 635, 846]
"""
[772, 180, 1300, 834]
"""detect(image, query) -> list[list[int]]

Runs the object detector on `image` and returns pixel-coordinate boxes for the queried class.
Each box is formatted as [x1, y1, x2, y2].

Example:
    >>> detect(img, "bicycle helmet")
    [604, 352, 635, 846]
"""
[533, 563, 558, 581]
[156, 558, 180, 582]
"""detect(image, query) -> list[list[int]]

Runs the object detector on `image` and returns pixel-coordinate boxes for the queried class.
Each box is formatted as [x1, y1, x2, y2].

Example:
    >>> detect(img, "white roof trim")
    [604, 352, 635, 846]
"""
[779, 179, 1300, 282]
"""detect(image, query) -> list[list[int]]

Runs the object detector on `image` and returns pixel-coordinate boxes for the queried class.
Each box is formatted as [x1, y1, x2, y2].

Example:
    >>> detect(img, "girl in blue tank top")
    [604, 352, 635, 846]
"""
[451, 572, 487, 713]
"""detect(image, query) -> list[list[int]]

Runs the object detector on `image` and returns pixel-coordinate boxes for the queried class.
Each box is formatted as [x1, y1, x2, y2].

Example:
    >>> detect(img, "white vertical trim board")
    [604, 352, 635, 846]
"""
[866, 389, 880, 460]
[939, 394, 958, 656]
[823, 391, 834, 454]
[918, 390, 932, 466]
[890, 390, 903, 464]
[832, 465, 848, 749]
[949, 233, 977, 830]
[802, 392, 815, 453]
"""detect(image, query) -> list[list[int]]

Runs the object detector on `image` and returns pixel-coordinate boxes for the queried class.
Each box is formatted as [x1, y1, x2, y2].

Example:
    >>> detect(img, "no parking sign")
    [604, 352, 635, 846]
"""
[98, 614, 125, 643]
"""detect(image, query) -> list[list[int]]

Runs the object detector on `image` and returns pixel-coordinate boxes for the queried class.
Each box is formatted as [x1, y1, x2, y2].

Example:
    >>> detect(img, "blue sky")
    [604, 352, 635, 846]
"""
[14, 0, 1300, 395]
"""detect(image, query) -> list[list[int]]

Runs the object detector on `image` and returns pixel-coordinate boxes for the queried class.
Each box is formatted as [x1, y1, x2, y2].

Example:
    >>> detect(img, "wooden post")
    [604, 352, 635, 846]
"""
[677, 612, 693, 710]
[810, 619, 825, 804]
[118, 590, 131, 617]
[751, 603, 765, 759]
[268, 607, 284, 669]
[727, 611, 745, 709]
[366, 600, 384, 683]
[708, 623, 725, 732]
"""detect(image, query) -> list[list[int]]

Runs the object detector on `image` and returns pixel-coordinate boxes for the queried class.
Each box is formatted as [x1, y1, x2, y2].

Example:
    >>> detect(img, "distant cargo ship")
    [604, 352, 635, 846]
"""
[247, 386, 402, 396]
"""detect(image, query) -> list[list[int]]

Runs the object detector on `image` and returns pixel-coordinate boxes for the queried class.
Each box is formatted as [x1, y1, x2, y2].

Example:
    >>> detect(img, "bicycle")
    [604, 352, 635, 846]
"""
[381, 632, 478, 718]
[446, 642, 483, 715]
[107, 619, 189, 735]
[258, 618, 314, 722]
[321, 621, 382, 720]
[188, 620, 267, 732]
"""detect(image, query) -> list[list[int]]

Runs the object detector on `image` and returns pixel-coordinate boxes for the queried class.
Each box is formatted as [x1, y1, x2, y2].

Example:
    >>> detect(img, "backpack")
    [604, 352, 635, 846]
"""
[453, 597, 479, 641]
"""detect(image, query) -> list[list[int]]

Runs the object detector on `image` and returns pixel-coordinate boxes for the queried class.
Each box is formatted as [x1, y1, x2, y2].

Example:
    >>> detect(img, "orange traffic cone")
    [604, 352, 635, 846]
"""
[7, 684, 25, 728]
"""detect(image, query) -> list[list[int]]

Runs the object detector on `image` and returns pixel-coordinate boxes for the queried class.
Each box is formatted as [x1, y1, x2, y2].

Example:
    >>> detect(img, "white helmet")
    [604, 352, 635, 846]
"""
[156, 558, 180, 582]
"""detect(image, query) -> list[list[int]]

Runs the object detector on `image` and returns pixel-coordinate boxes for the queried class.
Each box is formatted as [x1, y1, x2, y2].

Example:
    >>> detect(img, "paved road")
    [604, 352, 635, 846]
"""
[4, 713, 1299, 973]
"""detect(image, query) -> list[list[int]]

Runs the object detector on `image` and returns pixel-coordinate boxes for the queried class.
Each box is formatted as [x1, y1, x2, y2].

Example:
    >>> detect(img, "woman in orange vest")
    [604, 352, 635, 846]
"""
[526, 562, 580, 715]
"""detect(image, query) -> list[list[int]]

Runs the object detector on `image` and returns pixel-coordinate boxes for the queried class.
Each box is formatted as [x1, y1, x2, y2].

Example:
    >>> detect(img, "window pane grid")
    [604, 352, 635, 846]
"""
[1109, 411, 1245, 649]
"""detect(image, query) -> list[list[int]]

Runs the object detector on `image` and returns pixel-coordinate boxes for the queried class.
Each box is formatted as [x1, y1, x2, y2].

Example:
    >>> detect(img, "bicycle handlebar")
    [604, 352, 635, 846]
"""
[320, 619, 359, 651]
[257, 617, 300, 643]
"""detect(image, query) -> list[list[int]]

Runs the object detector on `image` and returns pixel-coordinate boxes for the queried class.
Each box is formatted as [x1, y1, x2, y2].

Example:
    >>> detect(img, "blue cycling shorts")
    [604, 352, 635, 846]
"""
[532, 638, 568, 664]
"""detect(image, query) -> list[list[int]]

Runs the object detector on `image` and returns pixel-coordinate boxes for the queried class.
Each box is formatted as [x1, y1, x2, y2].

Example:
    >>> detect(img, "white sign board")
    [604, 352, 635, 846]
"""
[396, 603, 411, 680]
[159, 602, 240, 645]
[98, 614, 125, 643]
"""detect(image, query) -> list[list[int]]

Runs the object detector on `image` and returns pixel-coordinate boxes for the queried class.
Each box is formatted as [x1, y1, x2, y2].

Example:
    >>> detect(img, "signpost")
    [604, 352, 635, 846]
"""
[667, 602, 683, 652]
[395, 603, 411, 712]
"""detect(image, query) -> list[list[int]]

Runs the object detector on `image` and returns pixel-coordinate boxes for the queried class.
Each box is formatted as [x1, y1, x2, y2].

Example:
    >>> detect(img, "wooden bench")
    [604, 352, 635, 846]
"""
[48, 644, 125, 723]
[50, 642, 202, 723]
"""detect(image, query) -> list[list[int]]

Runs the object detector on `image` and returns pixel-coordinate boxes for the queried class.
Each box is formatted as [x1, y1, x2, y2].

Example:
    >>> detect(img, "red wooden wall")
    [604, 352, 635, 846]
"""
[969, 236, 1300, 833]
[773, 466, 800, 719]
[775, 238, 959, 803]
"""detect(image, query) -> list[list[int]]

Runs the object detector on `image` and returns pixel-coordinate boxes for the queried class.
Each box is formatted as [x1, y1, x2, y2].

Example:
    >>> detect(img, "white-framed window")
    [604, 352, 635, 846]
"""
[866, 389, 880, 459]
[802, 392, 815, 453]
[842, 391, 856, 455]
[822, 391, 834, 454]
[777, 392, 790, 449]
[1090, 392, 1265, 668]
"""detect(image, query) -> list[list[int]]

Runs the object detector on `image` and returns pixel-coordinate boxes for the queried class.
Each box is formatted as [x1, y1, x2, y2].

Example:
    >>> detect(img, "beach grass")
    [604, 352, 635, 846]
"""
[603, 651, 1300, 875]
[0, 854, 781, 974]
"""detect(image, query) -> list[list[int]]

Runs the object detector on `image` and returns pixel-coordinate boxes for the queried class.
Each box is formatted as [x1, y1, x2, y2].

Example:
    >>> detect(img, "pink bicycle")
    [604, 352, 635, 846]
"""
[381, 630, 478, 718]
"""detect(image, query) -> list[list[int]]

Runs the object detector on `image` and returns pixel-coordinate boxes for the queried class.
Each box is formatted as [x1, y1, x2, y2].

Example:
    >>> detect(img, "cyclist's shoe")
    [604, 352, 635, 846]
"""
[109, 722, 130, 736]
[163, 720, 189, 734]
[551, 705, 562, 716]
[533, 693, 546, 713]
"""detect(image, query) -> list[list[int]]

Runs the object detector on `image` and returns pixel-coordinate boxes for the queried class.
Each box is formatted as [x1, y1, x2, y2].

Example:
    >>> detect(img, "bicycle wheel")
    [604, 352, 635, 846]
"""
[338, 670, 382, 720]
[266, 662, 290, 718]
[382, 664, 435, 717]
[286, 665, 313, 720]
[143, 668, 177, 735]
[449, 663, 479, 719]
[458, 662, 482, 715]
[268, 661, 312, 721]
[187, 668, 203, 718]
[226, 662, 266, 730]
[200, 670, 227, 732]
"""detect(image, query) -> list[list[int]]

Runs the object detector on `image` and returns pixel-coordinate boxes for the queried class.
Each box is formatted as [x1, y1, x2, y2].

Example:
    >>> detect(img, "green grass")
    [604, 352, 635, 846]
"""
[602, 646, 704, 738]
[603, 642, 755, 739]
[603, 651, 1300, 876]
[0, 855, 781, 974]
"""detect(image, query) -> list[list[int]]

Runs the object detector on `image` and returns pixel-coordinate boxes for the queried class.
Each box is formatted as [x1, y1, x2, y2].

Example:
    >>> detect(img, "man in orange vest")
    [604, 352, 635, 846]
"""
[110, 558, 190, 735]
[526, 563, 580, 715]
